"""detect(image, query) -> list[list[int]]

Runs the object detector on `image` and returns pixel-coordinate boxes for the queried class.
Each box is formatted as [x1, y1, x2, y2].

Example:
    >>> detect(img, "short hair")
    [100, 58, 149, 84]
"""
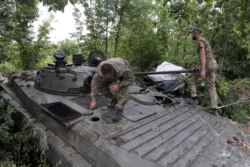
[188, 27, 202, 34]
[101, 63, 114, 76]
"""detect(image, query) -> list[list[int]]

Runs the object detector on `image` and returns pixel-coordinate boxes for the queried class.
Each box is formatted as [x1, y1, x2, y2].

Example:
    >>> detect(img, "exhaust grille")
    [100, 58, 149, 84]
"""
[42, 102, 82, 123]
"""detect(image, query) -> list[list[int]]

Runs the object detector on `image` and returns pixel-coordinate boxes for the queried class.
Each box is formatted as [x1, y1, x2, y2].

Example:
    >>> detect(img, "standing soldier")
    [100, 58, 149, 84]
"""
[89, 57, 135, 122]
[187, 27, 219, 115]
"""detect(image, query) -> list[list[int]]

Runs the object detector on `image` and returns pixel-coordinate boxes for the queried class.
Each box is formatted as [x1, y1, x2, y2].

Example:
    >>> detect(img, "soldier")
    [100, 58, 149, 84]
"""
[187, 27, 219, 115]
[89, 57, 135, 121]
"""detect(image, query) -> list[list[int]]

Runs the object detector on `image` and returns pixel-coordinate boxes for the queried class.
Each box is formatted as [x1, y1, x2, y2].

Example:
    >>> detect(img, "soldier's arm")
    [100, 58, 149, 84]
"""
[199, 44, 206, 78]
[90, 73, 102, 99]
[118, 70, 135, 88]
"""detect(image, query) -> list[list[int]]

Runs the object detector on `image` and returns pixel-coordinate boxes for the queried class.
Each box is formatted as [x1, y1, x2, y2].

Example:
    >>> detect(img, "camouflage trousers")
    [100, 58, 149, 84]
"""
[186, 70, 218, 108]
[101, 84, 129, 110]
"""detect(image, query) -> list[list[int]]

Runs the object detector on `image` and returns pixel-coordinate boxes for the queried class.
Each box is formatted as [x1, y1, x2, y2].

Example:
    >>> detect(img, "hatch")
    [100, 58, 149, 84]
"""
[41, 102, 82, 126]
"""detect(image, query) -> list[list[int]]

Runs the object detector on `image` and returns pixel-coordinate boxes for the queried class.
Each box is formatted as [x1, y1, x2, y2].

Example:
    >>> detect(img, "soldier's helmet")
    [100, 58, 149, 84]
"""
[188, 27, 202, 34]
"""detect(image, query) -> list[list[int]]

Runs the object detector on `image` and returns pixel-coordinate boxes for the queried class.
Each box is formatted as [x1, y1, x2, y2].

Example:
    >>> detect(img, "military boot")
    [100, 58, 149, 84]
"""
[206, 108, 218, 116]
[187, 96, 198, 106]
[102, 108, 123, 122]
[111, 108, 123, 122]
[107, 99, 118, 109]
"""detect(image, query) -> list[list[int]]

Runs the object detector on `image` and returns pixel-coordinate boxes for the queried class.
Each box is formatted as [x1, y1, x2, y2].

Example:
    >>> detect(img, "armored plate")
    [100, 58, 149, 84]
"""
[123, 102, 158, 121]
[2, 58, 250, 167]
[71, 95, 111, 109]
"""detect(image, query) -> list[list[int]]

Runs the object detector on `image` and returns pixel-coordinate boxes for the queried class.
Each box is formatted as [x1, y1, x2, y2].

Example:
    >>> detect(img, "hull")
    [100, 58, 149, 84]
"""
[1, 74, 250, 167]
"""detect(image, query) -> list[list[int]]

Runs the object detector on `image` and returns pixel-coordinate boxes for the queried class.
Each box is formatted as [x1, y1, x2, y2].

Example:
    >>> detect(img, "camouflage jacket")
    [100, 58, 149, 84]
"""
[197, 37, 217, 70]
[91, 58, 135, 98]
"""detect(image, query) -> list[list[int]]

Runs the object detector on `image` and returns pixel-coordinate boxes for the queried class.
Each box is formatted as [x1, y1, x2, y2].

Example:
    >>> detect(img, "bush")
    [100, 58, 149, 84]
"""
[216, 75, 250, 124]
[0, 62, 19, 76]
[0, 98, 48, 166]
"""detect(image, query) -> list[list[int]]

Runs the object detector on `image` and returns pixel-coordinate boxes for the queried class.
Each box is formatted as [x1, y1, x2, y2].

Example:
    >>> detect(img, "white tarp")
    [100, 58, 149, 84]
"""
[147, 61, 187, 82]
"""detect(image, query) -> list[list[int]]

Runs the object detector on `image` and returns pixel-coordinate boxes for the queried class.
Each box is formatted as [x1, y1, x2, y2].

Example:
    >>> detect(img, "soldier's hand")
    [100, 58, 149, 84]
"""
[109, 83, 119, 93]
[90, 99, 97, 110]
[200, 70, 206, 79]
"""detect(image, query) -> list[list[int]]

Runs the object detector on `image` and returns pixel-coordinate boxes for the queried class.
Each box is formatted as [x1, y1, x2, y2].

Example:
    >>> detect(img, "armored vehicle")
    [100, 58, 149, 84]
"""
[1, 51, 249, 167]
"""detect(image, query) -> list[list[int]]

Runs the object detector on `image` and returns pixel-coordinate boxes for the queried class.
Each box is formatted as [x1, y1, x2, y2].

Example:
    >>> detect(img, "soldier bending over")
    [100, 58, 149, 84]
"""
[89, 58, 135, 121]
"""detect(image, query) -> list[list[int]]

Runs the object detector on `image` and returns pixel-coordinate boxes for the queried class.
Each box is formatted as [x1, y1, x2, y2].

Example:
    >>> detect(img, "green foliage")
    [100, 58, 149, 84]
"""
[81, 0, 119, 53]
[71, 7, 85, 44]
[224, 105, 250, 124]
[107, 0, 163, 70]
[216, 75, 250, 123]
[18, 42, 39, 70]
[0, 51, 18, 73]
[0, 99, 48, 166]
[41, 0, 71, 11]
[0, 0, 55, 71]
[12, 1, 39, 70]
[58, 39, 81, 56]
[208, 0, 250, 78]
[33, 0, 249, 77]
[57, 39, 81, 63]
[216, 75, 232, 98]
[0, 0, 39, 70]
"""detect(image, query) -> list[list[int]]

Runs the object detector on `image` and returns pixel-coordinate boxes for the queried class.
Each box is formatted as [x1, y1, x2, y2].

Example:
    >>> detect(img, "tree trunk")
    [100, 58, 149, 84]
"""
[105, 17, 108, 54]
[114, 1, 128, 56]
[219, 2, 231, 74]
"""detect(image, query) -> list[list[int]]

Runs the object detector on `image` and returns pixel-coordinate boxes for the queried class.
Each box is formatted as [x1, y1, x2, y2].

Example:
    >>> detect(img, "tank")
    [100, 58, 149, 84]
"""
[1, 51, 250, 167]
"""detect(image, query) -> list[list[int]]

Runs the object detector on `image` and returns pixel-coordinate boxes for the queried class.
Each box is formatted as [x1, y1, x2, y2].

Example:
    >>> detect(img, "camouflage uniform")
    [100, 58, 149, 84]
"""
[91, 58, 135, 110]
[186, 37, 218, 108]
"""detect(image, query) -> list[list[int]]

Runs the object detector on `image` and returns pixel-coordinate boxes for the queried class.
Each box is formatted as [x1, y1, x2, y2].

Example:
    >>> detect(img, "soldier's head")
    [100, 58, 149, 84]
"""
[101, 63, 115, 81]
[188, 27, 202, 40]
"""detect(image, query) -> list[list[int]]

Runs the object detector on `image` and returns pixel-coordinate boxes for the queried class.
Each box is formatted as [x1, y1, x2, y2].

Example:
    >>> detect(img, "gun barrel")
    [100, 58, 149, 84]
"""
[134, 69, 194, 76]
